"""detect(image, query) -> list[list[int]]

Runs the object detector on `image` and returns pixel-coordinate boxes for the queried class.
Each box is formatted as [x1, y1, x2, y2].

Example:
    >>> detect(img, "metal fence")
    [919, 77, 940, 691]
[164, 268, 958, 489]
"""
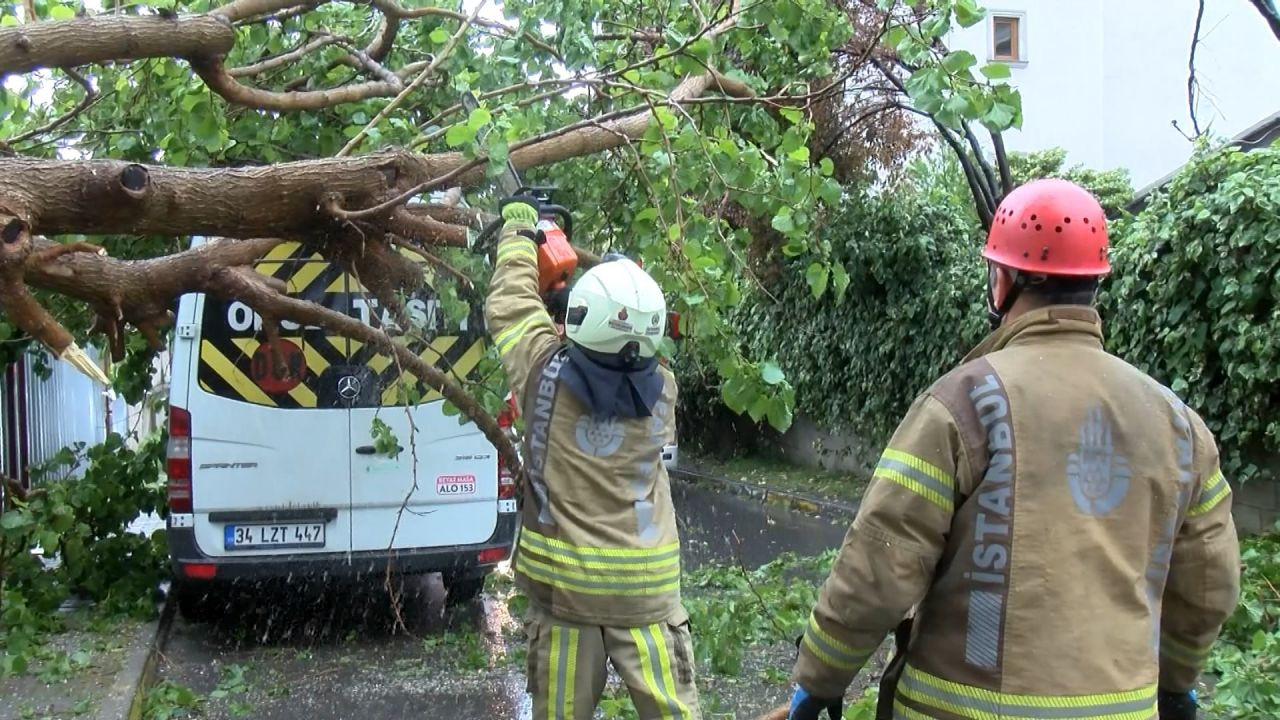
[0, 347, 127, 487]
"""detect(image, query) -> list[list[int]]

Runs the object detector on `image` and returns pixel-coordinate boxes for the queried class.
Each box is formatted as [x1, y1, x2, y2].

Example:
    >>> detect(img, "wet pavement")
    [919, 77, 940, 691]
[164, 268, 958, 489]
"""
[155, 480, 857, 720]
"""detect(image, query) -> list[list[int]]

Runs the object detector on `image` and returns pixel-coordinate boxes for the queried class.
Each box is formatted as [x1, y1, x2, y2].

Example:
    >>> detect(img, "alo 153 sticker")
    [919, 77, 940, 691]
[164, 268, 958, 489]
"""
[437, 474, 477, 495]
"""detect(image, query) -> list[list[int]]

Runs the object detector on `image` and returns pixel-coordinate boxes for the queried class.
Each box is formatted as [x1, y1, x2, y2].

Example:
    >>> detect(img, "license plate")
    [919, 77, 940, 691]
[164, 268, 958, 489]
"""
[224, 522, 325, 550]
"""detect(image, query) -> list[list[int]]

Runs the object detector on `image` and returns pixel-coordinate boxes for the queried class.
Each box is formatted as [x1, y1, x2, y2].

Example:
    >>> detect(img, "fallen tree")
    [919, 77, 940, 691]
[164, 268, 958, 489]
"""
[0, 0, 864, 474]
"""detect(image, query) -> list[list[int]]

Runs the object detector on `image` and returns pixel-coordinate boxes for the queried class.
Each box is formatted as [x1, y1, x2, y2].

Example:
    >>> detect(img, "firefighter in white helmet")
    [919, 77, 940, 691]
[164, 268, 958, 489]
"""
[484, 197, 700, 720]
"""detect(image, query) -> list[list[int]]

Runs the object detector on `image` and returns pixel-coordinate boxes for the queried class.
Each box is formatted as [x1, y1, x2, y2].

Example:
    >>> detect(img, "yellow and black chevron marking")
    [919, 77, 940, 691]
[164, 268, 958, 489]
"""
[197, 242, 485, 409]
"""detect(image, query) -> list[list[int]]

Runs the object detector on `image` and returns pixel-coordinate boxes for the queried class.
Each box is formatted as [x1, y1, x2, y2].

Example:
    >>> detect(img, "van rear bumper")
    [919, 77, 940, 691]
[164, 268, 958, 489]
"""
[168, 513, 518, 581]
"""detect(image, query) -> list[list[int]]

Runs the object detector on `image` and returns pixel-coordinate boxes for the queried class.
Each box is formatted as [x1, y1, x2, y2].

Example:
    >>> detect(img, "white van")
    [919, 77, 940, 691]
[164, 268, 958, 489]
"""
[164, 239, 517, 619]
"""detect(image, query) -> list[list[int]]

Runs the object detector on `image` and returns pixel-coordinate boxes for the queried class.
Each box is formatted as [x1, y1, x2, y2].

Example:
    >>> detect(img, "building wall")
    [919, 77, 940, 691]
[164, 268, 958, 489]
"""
[946, 0, 1280, 188]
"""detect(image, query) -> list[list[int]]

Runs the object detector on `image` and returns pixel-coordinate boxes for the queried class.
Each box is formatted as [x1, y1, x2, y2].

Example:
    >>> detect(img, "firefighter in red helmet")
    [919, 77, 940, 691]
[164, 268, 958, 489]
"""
[784, 179, 1241, 720]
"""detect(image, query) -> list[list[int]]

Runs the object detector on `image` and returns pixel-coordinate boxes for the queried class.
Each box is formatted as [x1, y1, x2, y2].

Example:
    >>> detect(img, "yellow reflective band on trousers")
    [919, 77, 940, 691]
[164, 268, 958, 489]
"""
[1187, 470, 1229, 517]
[1159, 631, 1214, 668]
[495, 311, 550, 357]
[630, 625, 689, 720]
[516, 530, 681, 597]
[802, 612, 872, 671]
[547, 625, 579, 720]
[898, 665, 1157, 720]
[875, 449, 956, 512]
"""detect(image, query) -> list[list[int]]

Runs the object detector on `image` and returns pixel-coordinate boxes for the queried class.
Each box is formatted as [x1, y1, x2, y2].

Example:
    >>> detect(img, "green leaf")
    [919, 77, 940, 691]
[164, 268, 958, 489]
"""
[941, 50, 977, 74]
[49, 4, 75, 20]
[766, 395, 794, 432]
[1, 511, 30, 530]
[467, 107, 492, 129]
[445, 123, 477, 148]
[771, 210, 795, 233]
[761, 361, 784, 385]
[779, 107, 804, 125]
[883, 26, 908, 49]
[430, 27, 450, 44]
[981, 63, 1013, 79]
[982, 102, 1016, 131]
[805, 262, 829, 298]
[832, 263, 851, 301]
[818, 157, 835, 176]
[954, 0, 986, 27]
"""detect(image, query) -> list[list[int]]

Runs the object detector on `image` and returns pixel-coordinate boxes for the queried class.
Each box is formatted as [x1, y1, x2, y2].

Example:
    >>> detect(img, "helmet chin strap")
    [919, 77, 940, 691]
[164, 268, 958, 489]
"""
[987, 265, 1028, 330]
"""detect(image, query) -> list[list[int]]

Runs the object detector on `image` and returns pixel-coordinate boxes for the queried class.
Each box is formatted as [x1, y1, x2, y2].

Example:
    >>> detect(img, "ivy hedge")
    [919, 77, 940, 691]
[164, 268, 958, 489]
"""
[680, 143, 1280, 484]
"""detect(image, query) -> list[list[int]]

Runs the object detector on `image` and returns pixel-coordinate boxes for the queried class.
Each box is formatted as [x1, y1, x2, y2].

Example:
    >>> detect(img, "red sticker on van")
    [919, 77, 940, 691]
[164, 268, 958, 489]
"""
[436, 474, 477, 495]
[249, 339, 306, 393]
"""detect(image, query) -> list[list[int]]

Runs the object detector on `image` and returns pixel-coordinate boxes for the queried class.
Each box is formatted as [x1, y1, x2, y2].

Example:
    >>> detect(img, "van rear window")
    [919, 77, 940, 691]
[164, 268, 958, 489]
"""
[196, 242, 485, 409]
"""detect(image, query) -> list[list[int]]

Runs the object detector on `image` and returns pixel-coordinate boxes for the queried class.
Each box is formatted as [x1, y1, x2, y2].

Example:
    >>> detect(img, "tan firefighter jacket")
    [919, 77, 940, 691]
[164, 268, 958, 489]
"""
[484, 219, 685, 627]
[792, 306, 1241, 720]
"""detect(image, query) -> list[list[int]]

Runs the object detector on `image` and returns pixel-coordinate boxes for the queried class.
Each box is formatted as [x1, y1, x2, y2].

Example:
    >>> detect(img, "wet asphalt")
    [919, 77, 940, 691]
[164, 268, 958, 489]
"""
[155, 480, 855, 720]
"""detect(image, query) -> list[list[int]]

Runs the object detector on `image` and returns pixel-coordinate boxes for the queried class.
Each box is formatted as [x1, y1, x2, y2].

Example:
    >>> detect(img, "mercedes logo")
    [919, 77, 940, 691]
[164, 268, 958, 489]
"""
[337, 375, 362, 400]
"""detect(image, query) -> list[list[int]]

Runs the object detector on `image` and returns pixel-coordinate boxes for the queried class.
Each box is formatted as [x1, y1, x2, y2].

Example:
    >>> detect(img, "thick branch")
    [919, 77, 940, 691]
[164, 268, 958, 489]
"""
[990, 131, 1013, 195]
[192, 55, 404, 111]
[0, 152, 450, 239]
[0, 14, 234, 76]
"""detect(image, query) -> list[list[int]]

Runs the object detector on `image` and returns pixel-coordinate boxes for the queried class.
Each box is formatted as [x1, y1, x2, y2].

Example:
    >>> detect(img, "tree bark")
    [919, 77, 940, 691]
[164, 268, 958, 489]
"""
[0, 14, 234, 76]
[1248, 0, 1280, 42]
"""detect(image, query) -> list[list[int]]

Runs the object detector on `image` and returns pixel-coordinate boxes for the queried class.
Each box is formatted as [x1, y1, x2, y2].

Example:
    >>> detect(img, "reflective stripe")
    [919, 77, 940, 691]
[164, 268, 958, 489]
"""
[1159, 632, 1214, 667]
[521, 528, 681, 563]
[876, 449, 955, 511]
[894, 699, 937, 720]
[650, 624, 690, 719]
[900, 665, 1157, 720]
[631, 626, 686, 720]
[801, 613, 872, 671]
[495, 311, 551, 357]
[519, 534, 679, 572]
[497, 239, 538, 265]
[548, 625, 569, 720]
[564, 627, 578, 720]
[516, 555, 681, 596]
[1187, 471, 1229, 516]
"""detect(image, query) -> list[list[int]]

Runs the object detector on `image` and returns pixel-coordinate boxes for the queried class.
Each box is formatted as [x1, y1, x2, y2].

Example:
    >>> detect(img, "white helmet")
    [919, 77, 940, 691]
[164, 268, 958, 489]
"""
[565, 259, 666, 359]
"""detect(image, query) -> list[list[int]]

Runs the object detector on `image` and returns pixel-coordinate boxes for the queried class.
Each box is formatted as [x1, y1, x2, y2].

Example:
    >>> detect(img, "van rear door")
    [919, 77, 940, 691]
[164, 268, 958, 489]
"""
[186, 241, 355, 558]
[345, 268, 498, 552]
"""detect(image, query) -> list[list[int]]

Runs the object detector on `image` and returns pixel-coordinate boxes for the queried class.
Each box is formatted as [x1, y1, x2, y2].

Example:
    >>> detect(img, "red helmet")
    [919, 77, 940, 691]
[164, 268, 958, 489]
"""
[983, 178, 1110, 276]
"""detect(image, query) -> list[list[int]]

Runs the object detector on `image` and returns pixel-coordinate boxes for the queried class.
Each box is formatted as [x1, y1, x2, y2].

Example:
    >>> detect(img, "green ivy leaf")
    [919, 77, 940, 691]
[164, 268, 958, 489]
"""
[779, 107, 804, 125]
[430, 27, 451, 44]
[771, 209, 795, 233]
[48, 4, 75, 20]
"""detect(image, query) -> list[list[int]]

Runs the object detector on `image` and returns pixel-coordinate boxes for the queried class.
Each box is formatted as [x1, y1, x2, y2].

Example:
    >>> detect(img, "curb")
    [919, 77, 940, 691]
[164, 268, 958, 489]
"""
[94, 594, 176, 720]
[672, 467, 860, 521]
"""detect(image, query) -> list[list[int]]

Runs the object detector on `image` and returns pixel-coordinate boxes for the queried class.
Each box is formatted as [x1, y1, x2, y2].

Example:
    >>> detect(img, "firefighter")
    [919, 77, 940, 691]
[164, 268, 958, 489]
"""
[484, 197, 700, 720]
[785, 179, 1241, 720]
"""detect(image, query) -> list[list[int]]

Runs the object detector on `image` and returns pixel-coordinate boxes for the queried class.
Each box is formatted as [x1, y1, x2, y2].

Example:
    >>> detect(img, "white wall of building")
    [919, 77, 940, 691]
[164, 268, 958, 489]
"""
[947, 0, 1280, 188]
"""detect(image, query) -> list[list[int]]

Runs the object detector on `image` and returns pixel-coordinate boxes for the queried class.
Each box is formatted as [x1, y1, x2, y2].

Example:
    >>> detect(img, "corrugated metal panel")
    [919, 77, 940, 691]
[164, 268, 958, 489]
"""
[22, 348, 110, 484]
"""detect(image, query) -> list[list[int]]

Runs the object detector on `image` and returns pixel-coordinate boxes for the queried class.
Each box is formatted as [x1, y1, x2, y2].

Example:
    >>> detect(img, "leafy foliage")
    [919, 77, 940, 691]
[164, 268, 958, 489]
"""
[684, 550, 837, 675]
[724, 168, 987, 448]
[1103, 143, 1280, 482]
[0, 433, 166, 675]
[1206, 530, 1280, 719]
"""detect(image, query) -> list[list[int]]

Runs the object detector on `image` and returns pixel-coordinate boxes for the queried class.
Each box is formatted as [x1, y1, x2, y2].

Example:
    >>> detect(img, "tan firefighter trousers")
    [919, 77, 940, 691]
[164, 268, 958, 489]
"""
[524, 604, 701, 720]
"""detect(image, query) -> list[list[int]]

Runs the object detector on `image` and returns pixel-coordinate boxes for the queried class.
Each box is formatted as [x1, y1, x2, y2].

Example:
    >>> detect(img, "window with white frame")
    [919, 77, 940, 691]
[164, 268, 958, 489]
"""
[990, 13, 1025, 63]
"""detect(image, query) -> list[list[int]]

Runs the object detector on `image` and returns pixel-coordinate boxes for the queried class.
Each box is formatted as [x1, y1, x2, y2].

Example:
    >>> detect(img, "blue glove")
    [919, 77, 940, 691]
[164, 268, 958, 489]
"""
[788, 685, 842, 720]
[1157, 688, 1197, 720]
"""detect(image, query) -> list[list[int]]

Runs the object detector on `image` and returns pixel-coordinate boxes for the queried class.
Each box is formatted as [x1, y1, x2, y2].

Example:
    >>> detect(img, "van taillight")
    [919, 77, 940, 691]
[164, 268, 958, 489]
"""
[167, 406, 192, 513]
[498, 454, 517, 500]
